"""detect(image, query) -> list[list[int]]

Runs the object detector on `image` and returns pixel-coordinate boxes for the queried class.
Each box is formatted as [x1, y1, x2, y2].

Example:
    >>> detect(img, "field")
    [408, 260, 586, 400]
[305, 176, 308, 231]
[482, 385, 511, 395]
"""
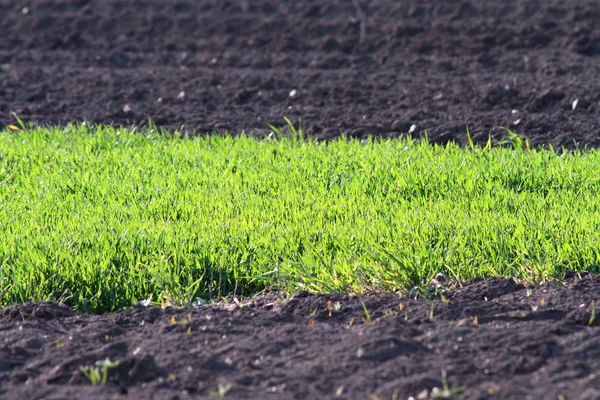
[2, 0, 600, 399]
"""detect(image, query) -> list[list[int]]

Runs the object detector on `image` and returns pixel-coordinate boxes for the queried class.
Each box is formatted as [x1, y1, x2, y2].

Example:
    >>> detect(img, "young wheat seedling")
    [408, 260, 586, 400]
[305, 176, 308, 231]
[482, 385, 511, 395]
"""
[210, 383, 232, 397]
[361, 301, 372, 324]
[80, 358, 120, 386]
[431, 370, 467, 398]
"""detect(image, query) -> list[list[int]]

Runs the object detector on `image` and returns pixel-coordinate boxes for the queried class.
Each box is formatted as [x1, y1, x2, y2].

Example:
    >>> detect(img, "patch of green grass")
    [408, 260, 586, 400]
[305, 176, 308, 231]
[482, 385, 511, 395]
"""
[1, 124, 600, 312]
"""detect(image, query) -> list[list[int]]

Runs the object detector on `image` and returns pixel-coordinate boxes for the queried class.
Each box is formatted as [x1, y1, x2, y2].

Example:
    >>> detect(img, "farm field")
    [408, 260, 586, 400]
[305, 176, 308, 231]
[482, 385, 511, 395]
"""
[3, 127, 600, 400]
[2, 0, 600, 399]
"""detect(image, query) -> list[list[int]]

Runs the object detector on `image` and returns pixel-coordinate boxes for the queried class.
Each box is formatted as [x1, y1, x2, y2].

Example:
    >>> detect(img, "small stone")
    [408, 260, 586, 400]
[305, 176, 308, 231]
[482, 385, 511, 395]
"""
[433, 273, 448, 284]
[430, 273, 450, 288]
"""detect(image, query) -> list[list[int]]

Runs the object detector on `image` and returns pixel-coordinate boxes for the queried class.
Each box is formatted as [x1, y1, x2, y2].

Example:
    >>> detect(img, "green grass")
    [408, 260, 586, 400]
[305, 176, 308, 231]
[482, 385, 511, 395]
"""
[1, 124, 600, 312]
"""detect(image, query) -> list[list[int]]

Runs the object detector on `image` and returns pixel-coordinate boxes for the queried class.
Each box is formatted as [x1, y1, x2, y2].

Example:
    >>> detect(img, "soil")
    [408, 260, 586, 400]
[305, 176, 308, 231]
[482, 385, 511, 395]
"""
[1, 274, 600, 399]
[1, 0, 600, 148]
[2, 1, 600, 399]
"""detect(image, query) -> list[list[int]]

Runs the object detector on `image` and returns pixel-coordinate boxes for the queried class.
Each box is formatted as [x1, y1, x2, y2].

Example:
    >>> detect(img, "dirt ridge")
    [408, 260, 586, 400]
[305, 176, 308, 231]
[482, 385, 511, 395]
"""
[2, 275, 600, 399]
[1, 0, 600, 147]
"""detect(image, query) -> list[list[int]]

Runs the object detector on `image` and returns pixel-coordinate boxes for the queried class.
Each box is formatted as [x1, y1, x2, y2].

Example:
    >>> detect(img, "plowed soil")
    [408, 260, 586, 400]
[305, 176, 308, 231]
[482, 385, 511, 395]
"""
[2, 1, 600, 399]
[1, 0, 600, 147]
[2, 274, 600, 400]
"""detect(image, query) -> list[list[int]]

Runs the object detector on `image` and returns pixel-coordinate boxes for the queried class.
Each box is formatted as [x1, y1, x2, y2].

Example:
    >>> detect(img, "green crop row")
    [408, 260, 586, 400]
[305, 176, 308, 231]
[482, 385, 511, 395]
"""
[1, 124, 599, 312]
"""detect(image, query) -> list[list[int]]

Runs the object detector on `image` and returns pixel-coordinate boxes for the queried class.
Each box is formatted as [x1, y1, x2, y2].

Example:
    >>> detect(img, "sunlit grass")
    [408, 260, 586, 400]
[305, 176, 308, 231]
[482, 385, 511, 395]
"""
[1, 124, 600, 312]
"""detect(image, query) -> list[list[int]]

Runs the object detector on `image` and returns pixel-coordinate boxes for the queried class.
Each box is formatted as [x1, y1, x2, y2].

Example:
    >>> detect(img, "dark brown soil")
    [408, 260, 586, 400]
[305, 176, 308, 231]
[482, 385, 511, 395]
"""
[1, 0, 600, 147]
[3, 1, 600, 399]
[2, 274, 600, 399]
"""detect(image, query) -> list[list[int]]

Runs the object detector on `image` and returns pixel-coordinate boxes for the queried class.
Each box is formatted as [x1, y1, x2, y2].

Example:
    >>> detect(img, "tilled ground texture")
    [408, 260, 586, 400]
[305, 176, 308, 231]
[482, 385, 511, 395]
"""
[1, 0, 600, 147]
[1, 274, 600, 400]
[3, 1, 600, 400]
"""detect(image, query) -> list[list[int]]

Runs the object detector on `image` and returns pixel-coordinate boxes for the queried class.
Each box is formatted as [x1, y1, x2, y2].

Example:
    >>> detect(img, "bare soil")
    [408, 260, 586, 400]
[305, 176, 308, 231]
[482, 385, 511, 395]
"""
[1, 0, 600, 147]
[2, 1, 600, 399]
[2, 274, 600, 399]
